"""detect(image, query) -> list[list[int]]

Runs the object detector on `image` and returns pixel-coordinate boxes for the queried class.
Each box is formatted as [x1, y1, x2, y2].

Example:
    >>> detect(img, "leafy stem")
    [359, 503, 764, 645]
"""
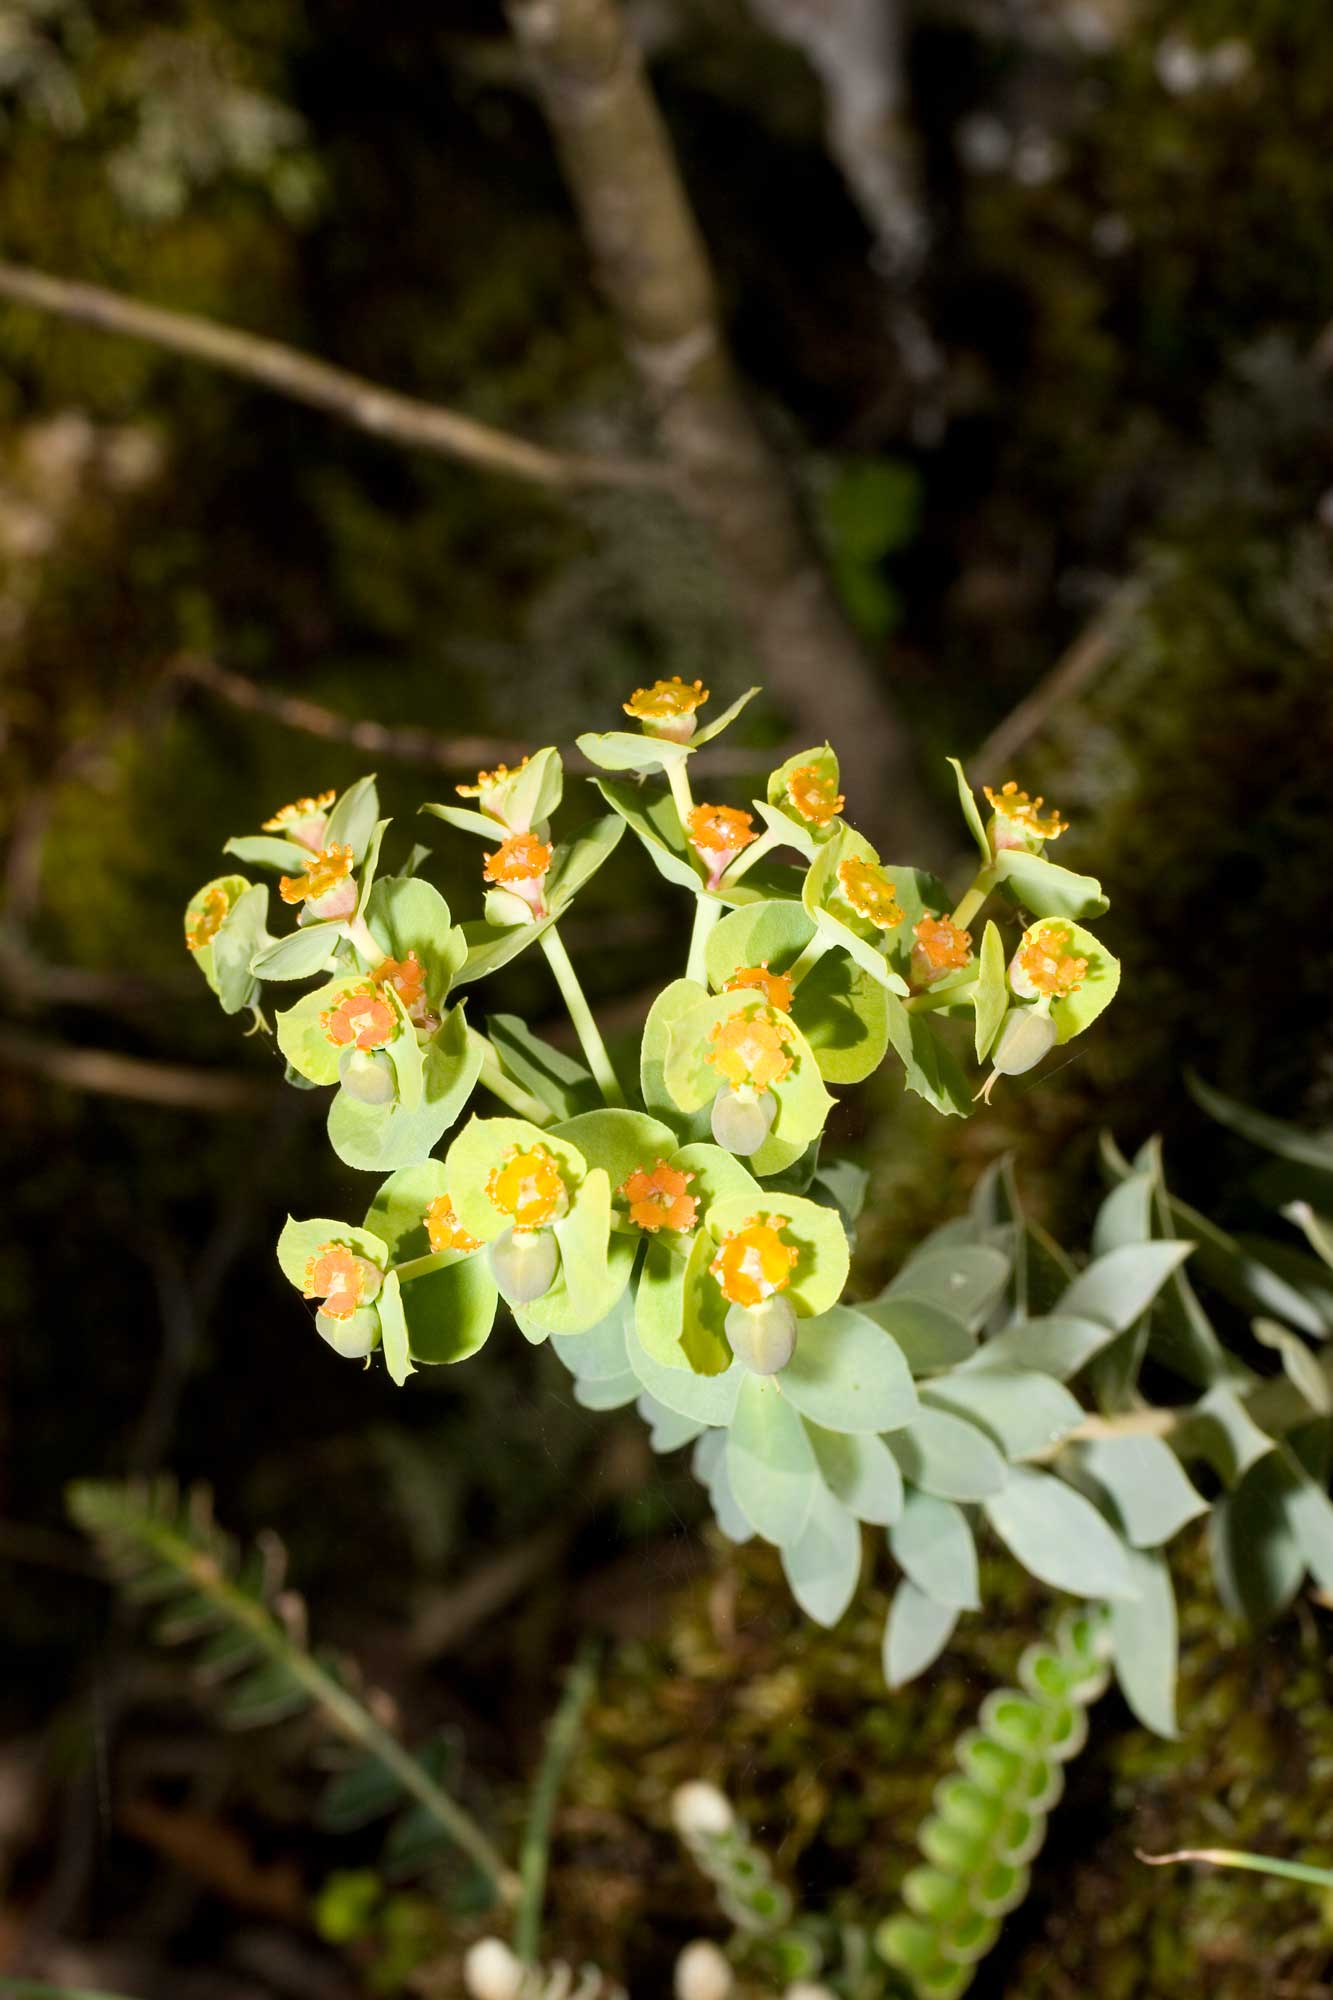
[686, 894, 724, 985]
[786, 930, 832, 987]
[951, 863, 999, 932]
[666, 755, 695, 831]
[513, 1639, 599, 1963]
[473, 1032, 556, 1125]
[539, 924, 625, 1106]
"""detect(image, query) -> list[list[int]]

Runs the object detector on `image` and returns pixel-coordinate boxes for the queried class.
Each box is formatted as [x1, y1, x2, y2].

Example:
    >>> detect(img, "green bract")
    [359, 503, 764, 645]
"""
[758, 742, 844, 858]
[801, 825, 911, 994]
[577, 686, 758, 775]
[703, 899, 889, 1085]
[662, 987, 835, 1170]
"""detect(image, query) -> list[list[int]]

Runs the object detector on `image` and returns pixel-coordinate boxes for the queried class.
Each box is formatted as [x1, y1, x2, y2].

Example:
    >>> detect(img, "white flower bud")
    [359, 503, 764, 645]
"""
[489, 1227, 560, 1304]
[710, 1085, 778, 1156]
[670, 1780, 735, 1840]
[725, 1297, 798, 1375]
[339, 1047, 396, 1104]
[674, 1940, 733, 2000]
[463, 1937, 525, 2000]
[991, 1005, 1057, 1077]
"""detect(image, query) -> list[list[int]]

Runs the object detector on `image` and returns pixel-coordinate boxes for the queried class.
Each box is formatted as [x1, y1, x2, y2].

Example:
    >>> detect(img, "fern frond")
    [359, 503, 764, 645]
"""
[67, 1478, 518, 1904]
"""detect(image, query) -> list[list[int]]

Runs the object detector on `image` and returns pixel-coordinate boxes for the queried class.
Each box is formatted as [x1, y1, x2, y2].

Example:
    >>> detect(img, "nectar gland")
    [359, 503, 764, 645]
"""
[184, 883, 232, 953]
[711, 1216, 799, 1310]
[707, 1011, 793, 1092]
[620, 1160, 698, 1234]
[486, 1145, 567, 1232]
[785, 764, 844, 827]
[456, 758, 531, 826]
[483, 832, 553, 916]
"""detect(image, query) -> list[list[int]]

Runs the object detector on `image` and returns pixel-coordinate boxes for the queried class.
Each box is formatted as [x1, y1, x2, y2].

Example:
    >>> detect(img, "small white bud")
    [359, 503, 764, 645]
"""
[784, 1985, 837, 2000]
[710, 1086, 778, 1156]
[674, 1941, 733, 2000]
[489, 1228, 560, 1305]
[670, 1780, 735, 1840]
[725, 1297, 798, 1375]
[991, 1005, 1057, 1077]
[463, 1937, 525, 2000]
[339, 1047, 396, 1104]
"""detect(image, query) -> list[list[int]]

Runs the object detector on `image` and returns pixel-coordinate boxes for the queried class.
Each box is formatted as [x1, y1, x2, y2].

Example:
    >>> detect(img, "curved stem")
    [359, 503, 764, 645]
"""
[686, 894, 723, 986]
[538, 925, 625, 1106]
[786, 931, 832, 988]
[951, 865, 999, 932]
[666, 757, 696, 832]
[513, 1640, 599, 1963]
[718, 820, 783, 890]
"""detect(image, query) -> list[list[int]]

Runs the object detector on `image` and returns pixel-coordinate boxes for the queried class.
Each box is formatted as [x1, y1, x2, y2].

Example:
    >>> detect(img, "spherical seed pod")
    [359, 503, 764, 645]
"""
[710, 1084, 778, 1156]
[339, 1046, 397, 1105]
[674, 1940, 733, 2000]
[489, 1226, 560, 1305]
[670, 1780, 735, 1840]
[315, 1304, 382, 1359]
[463, 1937, 524, 2000]
[990, 1005, 1057, 1077]
[725, 1296, 798, 1375]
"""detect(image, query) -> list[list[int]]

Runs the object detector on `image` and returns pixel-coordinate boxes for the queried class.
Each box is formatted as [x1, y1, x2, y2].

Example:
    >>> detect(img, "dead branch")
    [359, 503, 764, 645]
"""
[0, 1026, 282, 1113]
[0, 261, 671, 494]
[970, 580, 1146, 779]
[502, 0, 941, 848]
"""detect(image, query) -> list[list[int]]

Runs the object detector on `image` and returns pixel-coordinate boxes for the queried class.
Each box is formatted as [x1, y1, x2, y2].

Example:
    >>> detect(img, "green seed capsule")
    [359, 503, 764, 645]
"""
[339, 1047, 397, 1104]
[725, 1295, 798, 1374]
[315, 1304, 382, 1359]
[489, 1227, 560, 1304]
[710, 1085, 778, 1156]
[991, 1005, 1057, 1077]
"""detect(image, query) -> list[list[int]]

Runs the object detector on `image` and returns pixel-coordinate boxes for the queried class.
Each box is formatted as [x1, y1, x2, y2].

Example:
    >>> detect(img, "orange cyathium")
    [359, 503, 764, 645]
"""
[785, 764, 844, 827]
[620, 1159, 698, 1234]
[483, 832, 553, 885]
[623, 677, 708, 724]
[185, 884, 231, 953]
[710, 1216, 799, 1309]
[1016, 922, 1088, 999]
[303, 1244, 381, 1320]
[983, 780, 1068, 844]
[724, 963, 794, 1015]
[321, 986, 398, 1051]
[279, 843, 354, 907]
[707, 1012, 793, 1092]
[912, 913, 973, 980]
[426, 1194, 482, 1255]
[837, 856, 904, 931]
[486, 1145, 566, 1231]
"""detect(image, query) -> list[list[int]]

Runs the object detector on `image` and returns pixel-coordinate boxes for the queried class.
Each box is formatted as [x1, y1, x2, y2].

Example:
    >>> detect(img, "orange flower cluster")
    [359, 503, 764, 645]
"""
[785, 764, 844, 827]
[425, 1194, 481, 1255]
[486, 1146, 566, 1231]
[836, 857, 903, 930]
[710, 1216, 799, 1309]
[724, 963, 794, 1014]
[620, 1160, 698, 1234]
[707, 1012, 793, 1092]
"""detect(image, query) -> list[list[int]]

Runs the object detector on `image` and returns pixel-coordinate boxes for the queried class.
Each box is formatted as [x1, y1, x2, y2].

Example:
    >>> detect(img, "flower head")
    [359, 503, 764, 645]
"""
[983, 781, 1068, 850]
[724, 963, 794, 1015]
[1012, 921, 1088, 1000]
[321, 985, 398, 1051]
[710, 1215, 799, 1309]
[279, 843, 356, 916]
[624, 677, 708, 743]
[836, 856, 903, 931]
[785, 764, 845, 827]
[426, 1193, 481, 1255]
[486, 1145, 567, 1232]
[302, 1243, 383, 1320]
[707, 1011, 793, 1092]
[912, 913, 973, 983]
[375, 952, 434, 1029]
[184, 883, 232, 953]
[483, 832, 553, 917]
[263, 790, 335, 851]
[456, 758, 530, 824]
[620, 1159, 698, 1234]
[686, 803, 757, 887]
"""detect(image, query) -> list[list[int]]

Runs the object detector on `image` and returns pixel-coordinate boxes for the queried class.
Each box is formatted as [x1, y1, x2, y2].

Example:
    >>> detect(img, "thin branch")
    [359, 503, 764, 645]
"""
[970, 581, 1146, 779]
[514, 1640, 599, 1964]
[0, 1026, 282, 1114]
[0, 261, 670, 494]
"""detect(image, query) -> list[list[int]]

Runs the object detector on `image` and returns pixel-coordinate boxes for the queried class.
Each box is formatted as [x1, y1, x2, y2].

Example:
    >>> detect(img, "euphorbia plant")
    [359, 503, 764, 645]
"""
[187, 679, 1130, 1688]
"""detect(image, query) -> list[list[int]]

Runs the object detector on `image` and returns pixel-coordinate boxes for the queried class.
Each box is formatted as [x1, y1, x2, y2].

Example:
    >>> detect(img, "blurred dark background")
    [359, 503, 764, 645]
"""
[2, 0, 1333, 1994]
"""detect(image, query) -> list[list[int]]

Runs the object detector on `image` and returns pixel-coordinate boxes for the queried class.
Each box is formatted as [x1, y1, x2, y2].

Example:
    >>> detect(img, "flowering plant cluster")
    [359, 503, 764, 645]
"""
[186, 680, 1143, 1695]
